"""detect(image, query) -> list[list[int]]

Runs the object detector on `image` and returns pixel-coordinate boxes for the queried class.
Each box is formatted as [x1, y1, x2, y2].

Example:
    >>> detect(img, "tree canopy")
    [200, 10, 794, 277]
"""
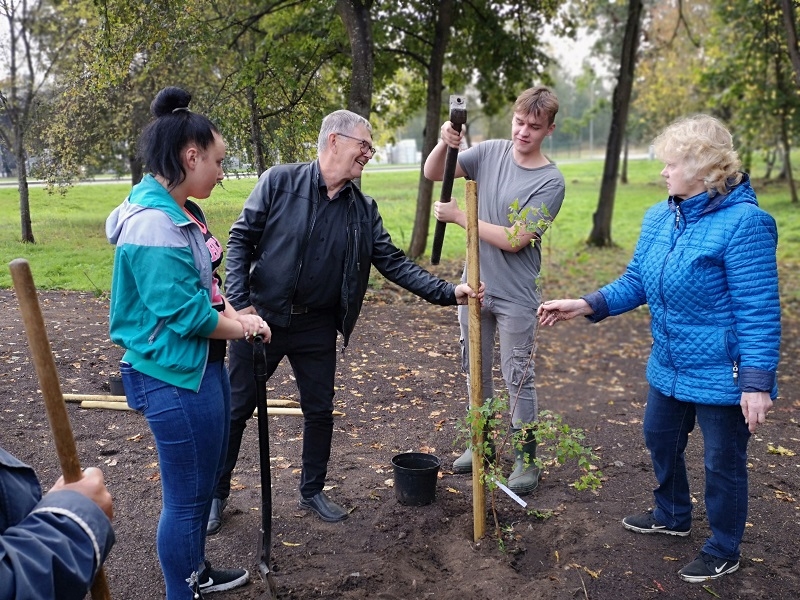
[4, 0, 800, 247]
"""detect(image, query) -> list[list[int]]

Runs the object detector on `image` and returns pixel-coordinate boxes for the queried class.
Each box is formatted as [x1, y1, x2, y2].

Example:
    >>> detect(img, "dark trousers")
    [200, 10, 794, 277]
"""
[215, 310, 338, 500]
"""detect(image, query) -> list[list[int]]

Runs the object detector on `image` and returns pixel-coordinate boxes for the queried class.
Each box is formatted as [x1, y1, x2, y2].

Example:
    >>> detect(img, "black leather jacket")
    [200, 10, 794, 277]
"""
[226, 160, 458, 346]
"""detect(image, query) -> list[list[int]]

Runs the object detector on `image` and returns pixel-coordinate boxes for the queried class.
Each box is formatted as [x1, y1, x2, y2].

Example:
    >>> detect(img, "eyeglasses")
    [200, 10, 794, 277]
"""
[336, 132, 376, 156]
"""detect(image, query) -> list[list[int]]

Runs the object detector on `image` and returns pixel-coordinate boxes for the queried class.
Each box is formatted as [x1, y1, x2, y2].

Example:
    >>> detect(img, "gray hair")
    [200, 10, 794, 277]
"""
[317, 110, 372, 155]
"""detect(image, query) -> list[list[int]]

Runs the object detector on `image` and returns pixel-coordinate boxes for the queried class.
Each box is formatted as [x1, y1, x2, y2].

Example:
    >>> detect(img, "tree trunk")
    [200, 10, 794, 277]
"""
[16, 130, 34, 243]
[781, 133, 797, 203]
[621, 134, 629, 184]
[775, 48, 798, 202]
[779, 109, 798, 203]
[336, 0, 374, 119]
[764, 146, 776, 179]
[8, 3, 33, 244]
[781, 0, 800, 89]
[336, 0, 374, 191]
[248, 86, 267, 176]
[587, 0, 643, 247]
[11, 72, 32, 242]
[408, 0, 455, 260]
[129, 155, 143, 186]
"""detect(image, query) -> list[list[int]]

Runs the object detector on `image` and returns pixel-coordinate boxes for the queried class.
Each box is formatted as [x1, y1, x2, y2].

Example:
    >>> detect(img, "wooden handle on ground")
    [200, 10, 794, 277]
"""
[9, 258, 112, 600]
[65, 394, 301, 409]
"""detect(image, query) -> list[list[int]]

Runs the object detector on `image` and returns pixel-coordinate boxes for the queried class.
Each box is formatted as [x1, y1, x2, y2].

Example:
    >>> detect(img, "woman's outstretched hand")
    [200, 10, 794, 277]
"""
[537, 298, 593, 326]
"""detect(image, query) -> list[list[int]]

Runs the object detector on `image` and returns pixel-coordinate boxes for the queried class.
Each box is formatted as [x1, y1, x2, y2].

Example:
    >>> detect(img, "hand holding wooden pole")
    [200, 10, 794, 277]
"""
[9, 258, 112, 600]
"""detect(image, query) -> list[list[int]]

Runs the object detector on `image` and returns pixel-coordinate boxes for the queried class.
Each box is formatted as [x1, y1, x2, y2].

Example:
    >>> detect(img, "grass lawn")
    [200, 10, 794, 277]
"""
[2, 159, 799, 316]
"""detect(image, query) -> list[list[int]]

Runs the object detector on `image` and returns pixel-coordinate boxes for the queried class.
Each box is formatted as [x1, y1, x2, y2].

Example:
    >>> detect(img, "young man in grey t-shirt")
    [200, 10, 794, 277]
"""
[424, 86, 565, 494]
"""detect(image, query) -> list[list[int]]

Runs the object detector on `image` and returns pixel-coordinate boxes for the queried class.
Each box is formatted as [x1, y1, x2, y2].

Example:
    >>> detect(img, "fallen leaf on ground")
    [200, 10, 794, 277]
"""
[768, 445, 796, 456]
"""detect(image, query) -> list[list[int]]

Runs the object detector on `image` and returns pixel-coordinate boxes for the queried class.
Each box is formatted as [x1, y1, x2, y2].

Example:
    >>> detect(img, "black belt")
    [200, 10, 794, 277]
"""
[291, 305, 310, 314]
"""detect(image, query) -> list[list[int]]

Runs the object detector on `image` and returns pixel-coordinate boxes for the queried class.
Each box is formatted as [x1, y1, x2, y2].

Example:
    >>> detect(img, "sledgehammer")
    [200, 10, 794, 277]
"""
[9, 258, 112, 600]
[430, 94, 467, 265]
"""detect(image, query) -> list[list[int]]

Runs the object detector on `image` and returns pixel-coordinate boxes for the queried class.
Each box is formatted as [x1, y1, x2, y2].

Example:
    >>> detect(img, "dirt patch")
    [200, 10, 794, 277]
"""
[2, 285, 799, 600]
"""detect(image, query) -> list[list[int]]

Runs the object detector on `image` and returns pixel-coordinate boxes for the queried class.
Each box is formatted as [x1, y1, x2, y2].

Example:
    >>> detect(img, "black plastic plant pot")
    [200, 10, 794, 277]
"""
[391, 452, 441, 506]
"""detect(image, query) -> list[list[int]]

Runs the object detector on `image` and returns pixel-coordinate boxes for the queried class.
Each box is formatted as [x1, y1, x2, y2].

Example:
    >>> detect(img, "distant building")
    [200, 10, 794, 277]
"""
[389, 139, 419, 165]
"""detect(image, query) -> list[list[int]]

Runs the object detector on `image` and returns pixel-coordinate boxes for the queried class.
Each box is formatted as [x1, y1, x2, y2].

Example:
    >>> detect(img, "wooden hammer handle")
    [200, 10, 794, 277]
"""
[9, 258, 112, 600]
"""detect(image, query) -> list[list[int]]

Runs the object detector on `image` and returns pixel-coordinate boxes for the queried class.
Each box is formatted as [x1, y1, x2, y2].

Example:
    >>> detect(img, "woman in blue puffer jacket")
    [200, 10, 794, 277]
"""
[537, 115, 780, 584]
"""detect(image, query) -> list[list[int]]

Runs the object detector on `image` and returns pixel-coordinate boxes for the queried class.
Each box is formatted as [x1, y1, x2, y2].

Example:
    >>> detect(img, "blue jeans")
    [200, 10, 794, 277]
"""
[121, 360, 230, 599]
[643, 386, 750, 561]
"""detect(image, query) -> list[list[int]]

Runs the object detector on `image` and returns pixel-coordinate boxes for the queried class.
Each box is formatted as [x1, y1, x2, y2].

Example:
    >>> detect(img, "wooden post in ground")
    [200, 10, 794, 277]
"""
[464, 180, 486, 541]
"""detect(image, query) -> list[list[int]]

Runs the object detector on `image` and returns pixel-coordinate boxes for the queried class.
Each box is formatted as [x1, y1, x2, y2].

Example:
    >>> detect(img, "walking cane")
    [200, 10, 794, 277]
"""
[253, 336, 279, 599]
[9, 258, 112, 600]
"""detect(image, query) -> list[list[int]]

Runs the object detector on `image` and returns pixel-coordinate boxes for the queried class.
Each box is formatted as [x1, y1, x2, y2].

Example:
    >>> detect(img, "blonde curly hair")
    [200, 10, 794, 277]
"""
[653, 115, 742, 196]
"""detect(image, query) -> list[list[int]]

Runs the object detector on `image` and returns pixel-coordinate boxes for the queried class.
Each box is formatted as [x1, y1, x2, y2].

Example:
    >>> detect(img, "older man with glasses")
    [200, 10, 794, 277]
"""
[208, 110, 482, 530]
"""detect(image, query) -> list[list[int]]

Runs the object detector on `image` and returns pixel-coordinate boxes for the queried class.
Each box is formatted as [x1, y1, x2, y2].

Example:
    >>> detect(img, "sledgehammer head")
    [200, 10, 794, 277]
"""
[449, 95, 467, 126]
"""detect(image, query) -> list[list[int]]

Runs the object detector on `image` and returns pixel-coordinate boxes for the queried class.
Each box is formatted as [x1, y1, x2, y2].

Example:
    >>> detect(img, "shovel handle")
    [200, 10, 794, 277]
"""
[253, 335, 268, 382]
[9, 258, 112, 600]
[252, 336, 275, 585]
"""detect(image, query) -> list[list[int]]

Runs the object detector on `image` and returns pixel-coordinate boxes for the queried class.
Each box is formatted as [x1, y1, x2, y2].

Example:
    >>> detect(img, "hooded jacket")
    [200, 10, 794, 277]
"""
[225, 160, 458, 345]
[106, 175, 219, 392]
[583, 175, 780, 405]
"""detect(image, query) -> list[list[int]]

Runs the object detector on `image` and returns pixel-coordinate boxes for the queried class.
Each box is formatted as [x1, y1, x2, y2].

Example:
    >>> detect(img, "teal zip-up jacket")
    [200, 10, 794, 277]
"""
[106, 175, 219, 392]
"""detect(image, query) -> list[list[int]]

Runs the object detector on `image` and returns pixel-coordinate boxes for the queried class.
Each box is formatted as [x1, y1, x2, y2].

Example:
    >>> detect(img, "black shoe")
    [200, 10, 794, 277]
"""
[197, 561, 249, 594]
[298, 491, 348, 522]
[622, 510, 690, 536]
[679, 552, 739, 583]
[207, 498, 226, 536]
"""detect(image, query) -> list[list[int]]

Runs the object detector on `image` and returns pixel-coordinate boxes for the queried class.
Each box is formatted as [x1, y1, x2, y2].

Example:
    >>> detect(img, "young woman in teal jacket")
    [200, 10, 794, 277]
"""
[106, 87, 270, 599]
[538, 115, 780, 584]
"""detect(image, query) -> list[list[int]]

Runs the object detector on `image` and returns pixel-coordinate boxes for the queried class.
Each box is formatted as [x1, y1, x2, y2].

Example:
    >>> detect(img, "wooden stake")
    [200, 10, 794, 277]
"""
[80, 401, 133, 411]
[65, 393, 301, 409]
[9, 258, 112, 600]
[75, 401, 342, 418]
[64, 394, 127, 403]
[465, 180, 486, 541]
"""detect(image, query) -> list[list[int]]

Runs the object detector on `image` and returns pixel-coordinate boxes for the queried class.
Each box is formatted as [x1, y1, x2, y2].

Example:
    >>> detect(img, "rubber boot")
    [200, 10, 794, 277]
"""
[508, 427, 540, 495]
[452, 438, 495, 474]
